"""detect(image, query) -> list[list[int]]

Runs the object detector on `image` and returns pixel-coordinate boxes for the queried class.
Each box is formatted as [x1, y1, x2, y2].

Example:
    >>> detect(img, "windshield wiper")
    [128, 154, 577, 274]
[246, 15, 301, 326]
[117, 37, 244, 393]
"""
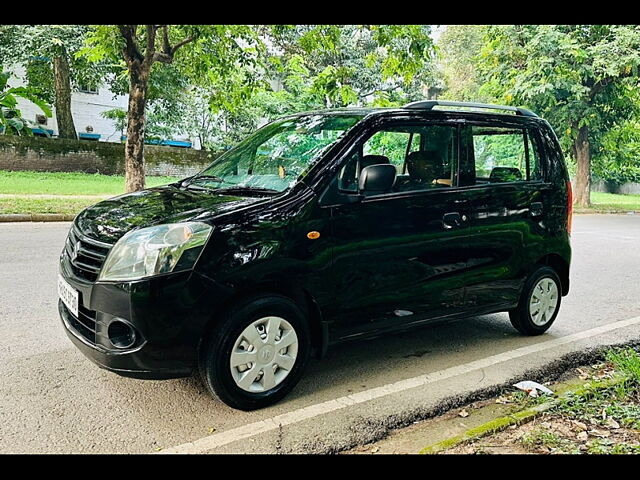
[215, 186, 280, 196]
[182, 183, 218, 193]
[183, 174, 225, 186]
[179, 174, 227, 191]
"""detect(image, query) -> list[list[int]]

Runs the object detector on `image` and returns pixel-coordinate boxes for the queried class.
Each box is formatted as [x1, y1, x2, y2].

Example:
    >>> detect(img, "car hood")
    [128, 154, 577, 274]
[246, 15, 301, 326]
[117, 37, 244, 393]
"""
[74, 185, 268, 244]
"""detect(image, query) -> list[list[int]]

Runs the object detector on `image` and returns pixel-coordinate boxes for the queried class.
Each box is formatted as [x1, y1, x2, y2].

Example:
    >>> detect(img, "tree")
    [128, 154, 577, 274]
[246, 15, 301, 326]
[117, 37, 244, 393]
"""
[0, 25, 103, 140]
[593, 116, 640, 185]
[81, 25, 264, 192]
[265, 25, 436, 108]
[178, 87, 219, 150]
[206, 25, 437, 148]
[0, 71, 51, 135]
[437, 25, 488, 102]
[477, 25, 640, 207]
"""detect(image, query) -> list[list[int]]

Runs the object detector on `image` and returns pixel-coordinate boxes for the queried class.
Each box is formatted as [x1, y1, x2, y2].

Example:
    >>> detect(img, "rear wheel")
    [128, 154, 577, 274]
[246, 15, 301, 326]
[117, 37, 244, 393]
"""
[199, 295, 311, 410]
[509, 266, 562, 336]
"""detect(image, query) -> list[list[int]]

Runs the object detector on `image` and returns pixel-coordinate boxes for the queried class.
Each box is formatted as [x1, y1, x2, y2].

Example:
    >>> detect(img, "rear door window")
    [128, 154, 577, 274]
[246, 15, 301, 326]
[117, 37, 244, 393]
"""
[471, 126, 541, 184]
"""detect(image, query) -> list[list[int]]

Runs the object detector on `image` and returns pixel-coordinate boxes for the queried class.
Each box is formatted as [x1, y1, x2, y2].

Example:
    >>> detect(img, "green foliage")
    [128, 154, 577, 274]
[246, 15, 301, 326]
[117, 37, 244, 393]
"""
[80, 25, 269, 152]
[208, 25, 436, 149]
[0, 25, 110, 94]
[0, 71, 51, 135]
[586, 439, 640, 455]
[553, 348, 640, 429]
[593, 118, 640, 183]
[100, 108, 127, 136]
[606, 347, 640, 385]
[266, 25, 434, 109]
[476, 25, 640, 156]
[557, 386, 640, 429]
[81, 25, 265, 107]
[25, 58, 55, 104]
[520, 428, 578, 452]
[437, 25, 488, 102]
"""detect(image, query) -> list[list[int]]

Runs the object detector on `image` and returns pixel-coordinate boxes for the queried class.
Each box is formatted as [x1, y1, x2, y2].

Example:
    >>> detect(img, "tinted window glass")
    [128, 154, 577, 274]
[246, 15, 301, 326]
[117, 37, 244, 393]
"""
[471, 126, 540, 184]
[364, 130, 414, 171]
[337, 123, 458, 194]
[527, 132, 543, 180]
[190, 114, 362, 192]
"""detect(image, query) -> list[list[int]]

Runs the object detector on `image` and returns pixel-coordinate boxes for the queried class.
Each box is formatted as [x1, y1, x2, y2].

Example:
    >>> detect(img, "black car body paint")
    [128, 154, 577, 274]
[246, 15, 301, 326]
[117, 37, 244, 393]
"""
[59, 105, 571, 385]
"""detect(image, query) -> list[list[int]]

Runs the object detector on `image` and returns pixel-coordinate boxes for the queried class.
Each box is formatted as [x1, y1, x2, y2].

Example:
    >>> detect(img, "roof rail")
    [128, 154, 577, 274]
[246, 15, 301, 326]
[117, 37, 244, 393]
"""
[403, 100, 538, 118]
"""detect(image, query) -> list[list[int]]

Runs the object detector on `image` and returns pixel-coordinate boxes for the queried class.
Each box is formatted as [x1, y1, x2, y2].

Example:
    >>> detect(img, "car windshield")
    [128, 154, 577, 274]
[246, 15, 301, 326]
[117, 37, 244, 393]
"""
[186, 113, 363, 193]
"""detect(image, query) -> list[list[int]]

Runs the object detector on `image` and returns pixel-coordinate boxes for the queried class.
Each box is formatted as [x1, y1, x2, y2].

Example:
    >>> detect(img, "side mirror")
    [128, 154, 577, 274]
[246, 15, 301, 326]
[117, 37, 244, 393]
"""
[358, 164, 397, 195]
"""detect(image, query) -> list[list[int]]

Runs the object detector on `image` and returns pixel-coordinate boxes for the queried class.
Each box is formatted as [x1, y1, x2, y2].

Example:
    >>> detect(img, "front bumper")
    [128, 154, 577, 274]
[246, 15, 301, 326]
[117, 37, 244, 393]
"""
[58, 253, 226, 379]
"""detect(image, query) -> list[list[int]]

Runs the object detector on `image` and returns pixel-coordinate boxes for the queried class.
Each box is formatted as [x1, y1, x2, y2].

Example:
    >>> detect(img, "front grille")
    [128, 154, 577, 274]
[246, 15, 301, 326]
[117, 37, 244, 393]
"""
[64, 226, 112, 282]
[64, 302, 98, 344]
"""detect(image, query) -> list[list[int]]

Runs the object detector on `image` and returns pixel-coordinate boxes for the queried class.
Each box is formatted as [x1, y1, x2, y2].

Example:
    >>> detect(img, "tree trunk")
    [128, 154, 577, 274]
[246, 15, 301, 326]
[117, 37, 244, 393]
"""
[52, 53, 77, 140]
[124, 70, 148, 192]
[573, 124, 591, 208]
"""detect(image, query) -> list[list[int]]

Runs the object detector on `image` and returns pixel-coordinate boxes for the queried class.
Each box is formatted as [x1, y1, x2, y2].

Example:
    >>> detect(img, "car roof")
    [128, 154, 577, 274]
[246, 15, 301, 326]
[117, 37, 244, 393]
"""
[293, 101, 541, 122]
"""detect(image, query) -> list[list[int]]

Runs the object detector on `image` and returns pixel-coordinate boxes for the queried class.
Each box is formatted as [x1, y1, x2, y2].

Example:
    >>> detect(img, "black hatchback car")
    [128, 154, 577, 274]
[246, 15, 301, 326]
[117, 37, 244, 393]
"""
[58, 100, 572, 410]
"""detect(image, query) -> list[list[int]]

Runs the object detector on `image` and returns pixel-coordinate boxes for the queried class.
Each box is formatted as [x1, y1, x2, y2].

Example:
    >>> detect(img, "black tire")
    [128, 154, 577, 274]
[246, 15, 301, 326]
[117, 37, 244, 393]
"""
[509, 266, 562, 336]
[198, 294, 311, 410]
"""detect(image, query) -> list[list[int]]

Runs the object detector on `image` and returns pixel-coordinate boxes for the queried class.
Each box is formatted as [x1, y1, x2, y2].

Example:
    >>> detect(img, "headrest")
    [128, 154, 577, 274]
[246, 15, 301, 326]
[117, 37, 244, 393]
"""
[406, 150, 441, 182]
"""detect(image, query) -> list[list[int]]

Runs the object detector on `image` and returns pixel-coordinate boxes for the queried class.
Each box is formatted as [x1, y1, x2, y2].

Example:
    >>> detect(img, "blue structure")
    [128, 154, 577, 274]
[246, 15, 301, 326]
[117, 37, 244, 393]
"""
[120, 135, 192, 148]
[78, 133, 101, 141]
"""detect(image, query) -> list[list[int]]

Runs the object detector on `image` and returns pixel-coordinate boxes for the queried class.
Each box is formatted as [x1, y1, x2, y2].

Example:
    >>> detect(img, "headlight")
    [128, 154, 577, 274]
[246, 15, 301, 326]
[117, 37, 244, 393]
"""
[98, 222, 212, 282]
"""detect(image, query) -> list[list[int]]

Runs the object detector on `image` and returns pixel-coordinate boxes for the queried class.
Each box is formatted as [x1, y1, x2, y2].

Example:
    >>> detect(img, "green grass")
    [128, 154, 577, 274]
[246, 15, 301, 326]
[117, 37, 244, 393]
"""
[521, 428, 579, 453]
[554, 348, 640, 430]
[1, 170, 639, 215]
[0, 196, 103, 215]
[589, 192, 640, 212]
[587, 439, 640, 454]
[0, 171, 180, 195]
[513, 348, 640, 455]
[607, 346, 640, 383]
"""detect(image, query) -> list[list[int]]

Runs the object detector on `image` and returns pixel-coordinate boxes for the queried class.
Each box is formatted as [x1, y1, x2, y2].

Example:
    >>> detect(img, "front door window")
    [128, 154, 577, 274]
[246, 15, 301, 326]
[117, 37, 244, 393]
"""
[337, 123, 459, 195]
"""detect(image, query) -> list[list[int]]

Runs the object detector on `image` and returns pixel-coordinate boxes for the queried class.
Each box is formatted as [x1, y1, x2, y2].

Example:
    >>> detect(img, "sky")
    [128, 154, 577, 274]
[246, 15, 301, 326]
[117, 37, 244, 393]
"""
[430, 25, 447, 43]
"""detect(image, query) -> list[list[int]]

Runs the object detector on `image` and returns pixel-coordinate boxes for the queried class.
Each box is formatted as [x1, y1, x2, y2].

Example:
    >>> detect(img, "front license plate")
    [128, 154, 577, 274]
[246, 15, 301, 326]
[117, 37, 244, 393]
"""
[58, 274, 79, 317]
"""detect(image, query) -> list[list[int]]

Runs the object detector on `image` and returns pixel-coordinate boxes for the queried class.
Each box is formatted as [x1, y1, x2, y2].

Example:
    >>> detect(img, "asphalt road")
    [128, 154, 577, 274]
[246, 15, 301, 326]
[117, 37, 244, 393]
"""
[1, 214, 639, 453]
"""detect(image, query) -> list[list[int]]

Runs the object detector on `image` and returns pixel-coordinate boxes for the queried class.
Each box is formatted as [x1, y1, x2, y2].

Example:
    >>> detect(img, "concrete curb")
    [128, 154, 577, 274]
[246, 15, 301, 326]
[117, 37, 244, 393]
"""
[419, 374, 628, 454]
[0, 213, 75, 222]
[575, 209, 638, 215]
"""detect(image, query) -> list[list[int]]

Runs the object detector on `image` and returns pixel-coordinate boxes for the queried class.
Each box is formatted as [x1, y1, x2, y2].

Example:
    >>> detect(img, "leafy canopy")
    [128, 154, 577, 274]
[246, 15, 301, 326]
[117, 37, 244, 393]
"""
[477, 25, 640, 144]
[0, 25, 109, 100]
[0, 71, 52, 135]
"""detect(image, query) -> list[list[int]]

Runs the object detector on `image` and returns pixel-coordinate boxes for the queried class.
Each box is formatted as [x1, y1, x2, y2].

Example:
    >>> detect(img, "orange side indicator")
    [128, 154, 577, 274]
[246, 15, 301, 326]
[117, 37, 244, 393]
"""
[307, 231, 321, 240]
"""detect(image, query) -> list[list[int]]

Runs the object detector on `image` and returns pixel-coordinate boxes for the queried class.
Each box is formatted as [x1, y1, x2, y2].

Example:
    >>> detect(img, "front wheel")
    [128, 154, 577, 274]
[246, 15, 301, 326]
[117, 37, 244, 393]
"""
[509, 266, 562, 336]
[199, 295, 311, 410]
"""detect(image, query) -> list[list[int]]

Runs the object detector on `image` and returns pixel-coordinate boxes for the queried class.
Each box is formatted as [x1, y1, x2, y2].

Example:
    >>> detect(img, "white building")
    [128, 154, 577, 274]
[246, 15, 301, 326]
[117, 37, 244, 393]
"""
[9, 65, 200, 149]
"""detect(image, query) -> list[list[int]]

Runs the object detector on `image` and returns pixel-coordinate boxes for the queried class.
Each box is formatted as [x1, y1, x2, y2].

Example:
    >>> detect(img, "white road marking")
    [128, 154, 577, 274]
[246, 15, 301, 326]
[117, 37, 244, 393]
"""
[161, 315, 640, 454]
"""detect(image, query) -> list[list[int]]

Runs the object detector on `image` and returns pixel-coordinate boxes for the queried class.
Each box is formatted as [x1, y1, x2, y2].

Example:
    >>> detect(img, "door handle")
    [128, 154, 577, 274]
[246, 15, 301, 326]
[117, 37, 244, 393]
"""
[530, 202, 543, 217]
[443, 212, 462, 229]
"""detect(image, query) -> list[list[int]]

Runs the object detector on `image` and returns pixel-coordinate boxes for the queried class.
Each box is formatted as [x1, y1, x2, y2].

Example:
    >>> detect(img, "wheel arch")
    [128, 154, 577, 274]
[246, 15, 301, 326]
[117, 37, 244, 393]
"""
[534, 253, 570, 296]
[197, 280, 328, 363]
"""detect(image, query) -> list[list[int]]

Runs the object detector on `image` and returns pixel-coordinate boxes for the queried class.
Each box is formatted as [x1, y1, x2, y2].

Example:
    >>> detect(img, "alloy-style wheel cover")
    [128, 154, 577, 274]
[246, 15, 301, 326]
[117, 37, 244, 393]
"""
[528, 277, 559, 326]
[229, 316, 299, 393]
